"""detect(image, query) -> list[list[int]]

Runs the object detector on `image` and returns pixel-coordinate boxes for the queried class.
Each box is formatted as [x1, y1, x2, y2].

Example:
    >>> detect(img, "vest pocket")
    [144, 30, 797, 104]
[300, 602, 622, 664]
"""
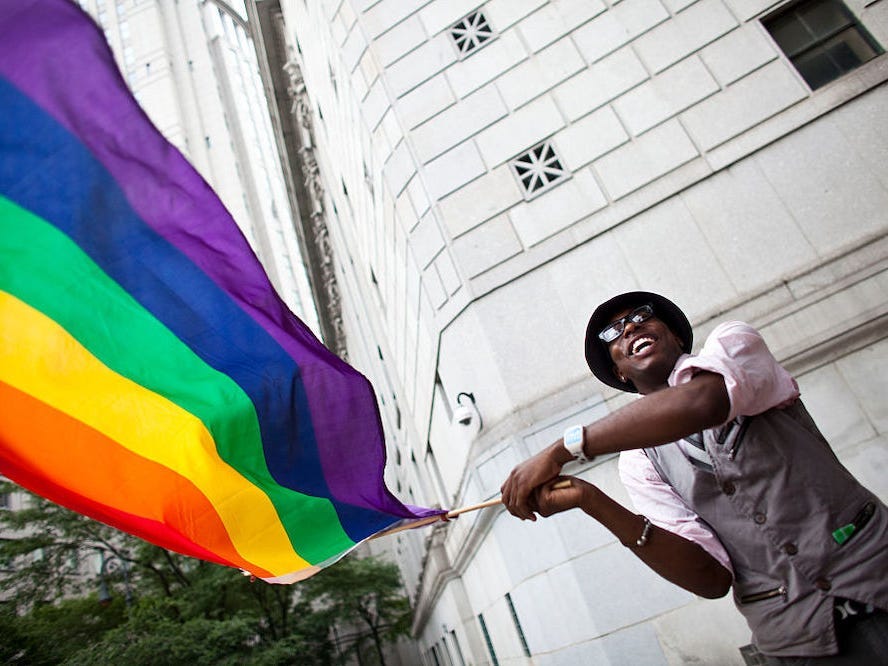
[739, 585, 787, 604]
[833, 501, 876, 546]
[726, 417, 751, 461]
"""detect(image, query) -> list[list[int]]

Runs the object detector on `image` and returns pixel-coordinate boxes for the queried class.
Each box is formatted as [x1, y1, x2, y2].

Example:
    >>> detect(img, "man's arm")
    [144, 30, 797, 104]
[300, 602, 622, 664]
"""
[535, 476, 732, 599]
[501, 371, 729, 520]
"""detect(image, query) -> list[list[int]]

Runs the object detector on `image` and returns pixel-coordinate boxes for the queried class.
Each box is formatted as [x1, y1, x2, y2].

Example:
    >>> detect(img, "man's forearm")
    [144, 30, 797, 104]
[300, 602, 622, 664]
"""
[581, 485, 732, 599]
[578, 372, 730, 460]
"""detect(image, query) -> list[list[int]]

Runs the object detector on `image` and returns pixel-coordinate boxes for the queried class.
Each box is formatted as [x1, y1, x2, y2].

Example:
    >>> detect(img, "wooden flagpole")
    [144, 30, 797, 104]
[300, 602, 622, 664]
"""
[371, 480, 572, 540]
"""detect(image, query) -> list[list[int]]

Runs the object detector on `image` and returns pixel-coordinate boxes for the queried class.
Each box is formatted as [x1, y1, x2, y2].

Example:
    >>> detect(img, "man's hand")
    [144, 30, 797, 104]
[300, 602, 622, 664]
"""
[501, 441, 573, 520]
[535, 476, 594, 517]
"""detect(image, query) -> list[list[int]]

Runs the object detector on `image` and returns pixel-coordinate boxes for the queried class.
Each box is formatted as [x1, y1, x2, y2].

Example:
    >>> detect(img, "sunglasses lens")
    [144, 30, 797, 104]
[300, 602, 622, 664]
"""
[599, 325, 620, 342]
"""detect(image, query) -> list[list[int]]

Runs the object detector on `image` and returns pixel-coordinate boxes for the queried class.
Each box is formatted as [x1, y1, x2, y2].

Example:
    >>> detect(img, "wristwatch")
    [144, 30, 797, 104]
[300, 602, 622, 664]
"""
[563, 424, 590, 463]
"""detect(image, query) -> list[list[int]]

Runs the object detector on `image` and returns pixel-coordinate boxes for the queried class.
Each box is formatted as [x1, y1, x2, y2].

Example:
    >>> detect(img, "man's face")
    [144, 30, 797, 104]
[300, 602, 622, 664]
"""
[604, 306, 686, 394]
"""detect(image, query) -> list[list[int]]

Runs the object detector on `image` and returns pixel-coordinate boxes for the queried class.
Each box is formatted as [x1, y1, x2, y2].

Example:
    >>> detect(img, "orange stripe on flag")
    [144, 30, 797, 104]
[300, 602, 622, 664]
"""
[0, 380, 272, 578]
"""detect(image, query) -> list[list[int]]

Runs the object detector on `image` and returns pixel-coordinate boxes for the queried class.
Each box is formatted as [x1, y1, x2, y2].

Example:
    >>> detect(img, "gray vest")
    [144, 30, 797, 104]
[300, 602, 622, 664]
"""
[644, 400, 888, 657]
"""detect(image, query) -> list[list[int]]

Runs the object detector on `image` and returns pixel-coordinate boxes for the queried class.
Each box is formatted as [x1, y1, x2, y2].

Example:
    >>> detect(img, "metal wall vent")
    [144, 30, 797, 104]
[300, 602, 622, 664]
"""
[510, 142, 569, 198]
[450, 11, 494, 56]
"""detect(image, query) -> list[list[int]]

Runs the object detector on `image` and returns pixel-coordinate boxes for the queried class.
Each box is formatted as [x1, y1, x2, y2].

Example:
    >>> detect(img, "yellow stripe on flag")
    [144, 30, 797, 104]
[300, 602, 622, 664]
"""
[0, 290, 310, 575]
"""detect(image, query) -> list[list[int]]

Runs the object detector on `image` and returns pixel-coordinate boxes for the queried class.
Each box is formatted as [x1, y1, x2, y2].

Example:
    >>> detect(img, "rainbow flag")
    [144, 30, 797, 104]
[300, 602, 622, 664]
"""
[0, 0, 438, 583]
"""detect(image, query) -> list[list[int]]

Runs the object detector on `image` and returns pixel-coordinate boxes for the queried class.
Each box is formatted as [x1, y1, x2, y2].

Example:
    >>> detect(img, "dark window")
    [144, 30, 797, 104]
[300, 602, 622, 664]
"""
[505, 593, 531, 657]
[477, 613, 499, 666]
[763, 0, 882, 90]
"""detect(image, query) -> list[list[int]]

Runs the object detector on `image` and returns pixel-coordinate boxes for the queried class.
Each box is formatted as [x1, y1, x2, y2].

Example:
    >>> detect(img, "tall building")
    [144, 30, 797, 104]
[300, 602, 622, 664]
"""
[251, 0, 888, 664]
[77, 0, 320, 333]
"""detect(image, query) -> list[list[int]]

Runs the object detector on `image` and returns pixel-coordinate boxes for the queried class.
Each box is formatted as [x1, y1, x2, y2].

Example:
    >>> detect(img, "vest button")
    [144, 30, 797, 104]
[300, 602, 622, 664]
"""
[753, 512, 767, 524]
[722, 481, 736, 495]
[782, 543, 798, 556]
[815, 578, 832, 591]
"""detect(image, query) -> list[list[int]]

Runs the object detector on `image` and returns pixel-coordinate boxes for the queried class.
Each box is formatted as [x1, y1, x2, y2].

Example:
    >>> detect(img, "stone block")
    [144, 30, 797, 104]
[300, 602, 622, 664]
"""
[723, 0, 778, 21]
[361, 77, 391, 131]
[438, 164, 523, 238]
[434, 250, 462, 295]
[372, 14, 428, 66]
[654, 596, 750, 665]
[342, 23, 367, 72]
[574, 542, 694, 635]
[681, 60, 808, 151]
[361, 0, 426, 39]
[796, 364, 876, 452]
[412, 85, 507, 162]
[380, 108, 402, 152]
[422, 262, 447, 308]
[700, 23, 779, 86]
[593, 119, 698, 200]
[406, 173, 430, 218]
[599, 623, 670, 665]
[555, 105, 629, 171]
[383, 139, 416, 196]
[509, 169, 607, 247]
[496, 38, 586, 110]
[572, 0, 670, 64]
[417, 0, 484, 36]
[515, 0, 607, 53]
[422, 140, 487, 201]
[842, 437, 888, 502]
[395, 75, 455, 130]
[446, 30, 528, 100]
[752, 97, 888, 255]
[354, 72, 373, 111]
[663, 0, 698, 11]
[610, 196, 737, 318]
[679, 159, 818, 293]
[451, 213, 523, 278]
[485, 0, 548, 32]
[613, 55, 719, 136]
[634, 0, 737, 74]
[385, 35, 456, 97]
[475, 94, 565, 167]
[839, 339, 888, 435]
[553, 46, 648, 122]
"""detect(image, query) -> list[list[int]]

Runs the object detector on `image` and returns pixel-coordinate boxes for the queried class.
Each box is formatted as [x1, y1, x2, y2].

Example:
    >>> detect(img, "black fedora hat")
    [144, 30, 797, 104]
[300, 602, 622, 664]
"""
[584, 291, 693, 393]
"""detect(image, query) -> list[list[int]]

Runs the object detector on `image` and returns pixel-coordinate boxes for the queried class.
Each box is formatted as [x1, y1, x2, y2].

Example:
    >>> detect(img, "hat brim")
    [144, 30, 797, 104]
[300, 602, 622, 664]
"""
[584, 291, 693, 393]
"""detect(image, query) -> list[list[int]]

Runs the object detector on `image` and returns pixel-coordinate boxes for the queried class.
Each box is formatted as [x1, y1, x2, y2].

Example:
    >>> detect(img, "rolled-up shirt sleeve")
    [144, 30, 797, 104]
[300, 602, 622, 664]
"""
[619, 449, 734, 575]
[670, 321, 799, 421]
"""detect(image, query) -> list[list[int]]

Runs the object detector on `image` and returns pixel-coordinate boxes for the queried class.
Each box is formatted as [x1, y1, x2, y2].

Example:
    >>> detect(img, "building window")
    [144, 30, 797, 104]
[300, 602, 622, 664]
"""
[450, 11, 495, 57]
[505, 593, 531, 657]
[449, 630, 466, 666]
[763, 0, 882, 90]
[477, 613, 499, 666]
[510, 141, 569, 198]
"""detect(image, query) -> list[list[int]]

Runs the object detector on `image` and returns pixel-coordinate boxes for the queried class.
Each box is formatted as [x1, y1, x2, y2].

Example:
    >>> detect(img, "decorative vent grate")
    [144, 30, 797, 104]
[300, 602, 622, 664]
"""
[450, 11, 494, 56]
[510, 142, 569, 197]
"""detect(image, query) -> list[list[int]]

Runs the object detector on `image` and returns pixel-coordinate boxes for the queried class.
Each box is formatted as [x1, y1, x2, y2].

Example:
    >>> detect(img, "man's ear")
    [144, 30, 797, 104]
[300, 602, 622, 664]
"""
[612, 365, 627, 384]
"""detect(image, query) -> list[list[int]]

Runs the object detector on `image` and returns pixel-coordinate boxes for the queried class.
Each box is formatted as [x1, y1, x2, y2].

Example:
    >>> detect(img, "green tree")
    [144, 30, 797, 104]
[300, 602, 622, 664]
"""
[300, 555, 412, 666]
[0, 484, 414, 665]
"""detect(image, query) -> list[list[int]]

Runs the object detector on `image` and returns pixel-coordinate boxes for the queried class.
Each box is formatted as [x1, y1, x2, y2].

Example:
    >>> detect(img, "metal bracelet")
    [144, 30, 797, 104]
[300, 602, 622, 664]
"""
[636, 516, 653, 547]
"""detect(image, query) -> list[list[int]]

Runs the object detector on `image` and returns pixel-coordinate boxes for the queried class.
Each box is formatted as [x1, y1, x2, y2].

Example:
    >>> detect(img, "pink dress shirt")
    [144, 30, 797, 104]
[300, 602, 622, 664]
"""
[618, 321, 800, 573]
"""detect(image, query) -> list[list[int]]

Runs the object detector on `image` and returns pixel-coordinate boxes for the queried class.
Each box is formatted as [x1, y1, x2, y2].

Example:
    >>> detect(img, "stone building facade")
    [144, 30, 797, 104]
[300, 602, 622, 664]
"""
[249, 0, 888, 663]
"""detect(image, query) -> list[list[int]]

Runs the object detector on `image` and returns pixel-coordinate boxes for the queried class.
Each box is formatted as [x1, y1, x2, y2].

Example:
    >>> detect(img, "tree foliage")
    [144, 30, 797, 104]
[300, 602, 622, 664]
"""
[0, 483, 413, 665]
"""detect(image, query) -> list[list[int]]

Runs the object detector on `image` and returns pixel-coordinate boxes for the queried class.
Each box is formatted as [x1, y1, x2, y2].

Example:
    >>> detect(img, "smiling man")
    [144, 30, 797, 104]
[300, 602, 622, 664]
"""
[500, 291, 888, 664]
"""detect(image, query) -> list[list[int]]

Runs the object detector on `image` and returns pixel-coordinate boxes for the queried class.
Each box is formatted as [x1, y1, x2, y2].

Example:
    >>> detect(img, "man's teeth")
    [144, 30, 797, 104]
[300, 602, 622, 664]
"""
[631, 337, 654, 355]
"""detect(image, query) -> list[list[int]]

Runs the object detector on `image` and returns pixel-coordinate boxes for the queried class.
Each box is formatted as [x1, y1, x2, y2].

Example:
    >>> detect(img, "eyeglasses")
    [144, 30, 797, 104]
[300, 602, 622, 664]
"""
[598, 304, 654, 343]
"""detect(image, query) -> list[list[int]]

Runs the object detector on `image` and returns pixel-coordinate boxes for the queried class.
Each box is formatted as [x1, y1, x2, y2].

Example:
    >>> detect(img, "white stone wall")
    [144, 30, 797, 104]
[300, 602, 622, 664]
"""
[278, 0, 888, 663]
[78, 0, 320, 331]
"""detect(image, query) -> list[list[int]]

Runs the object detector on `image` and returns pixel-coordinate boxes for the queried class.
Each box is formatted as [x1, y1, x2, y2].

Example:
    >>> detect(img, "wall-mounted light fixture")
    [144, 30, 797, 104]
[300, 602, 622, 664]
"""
[453, 392, 482, 432]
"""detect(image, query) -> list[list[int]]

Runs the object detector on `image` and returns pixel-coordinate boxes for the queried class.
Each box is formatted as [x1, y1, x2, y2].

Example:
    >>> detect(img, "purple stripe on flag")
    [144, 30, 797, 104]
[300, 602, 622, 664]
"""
[0, 0, 435, 519]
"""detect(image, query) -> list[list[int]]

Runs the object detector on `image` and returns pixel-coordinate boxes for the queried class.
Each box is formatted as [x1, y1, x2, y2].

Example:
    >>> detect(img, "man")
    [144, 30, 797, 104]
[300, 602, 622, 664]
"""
[501, 291, 888, 663]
